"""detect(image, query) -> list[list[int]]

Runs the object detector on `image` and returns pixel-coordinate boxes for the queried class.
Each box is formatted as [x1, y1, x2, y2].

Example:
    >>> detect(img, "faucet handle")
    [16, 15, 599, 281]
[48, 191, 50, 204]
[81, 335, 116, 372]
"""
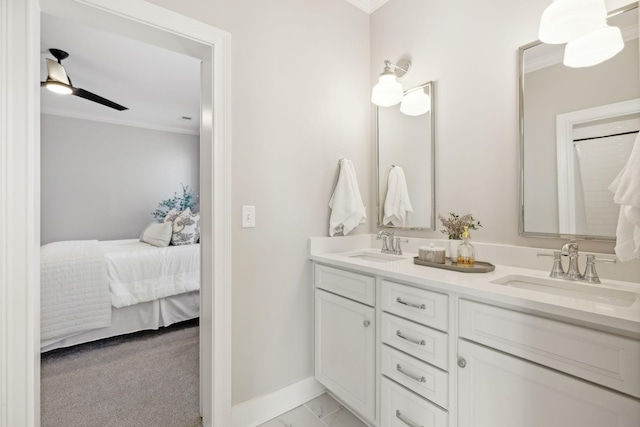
[583, 254, 616, 284]
[538, 251, 565, 278]
[394, 237, 409, 255]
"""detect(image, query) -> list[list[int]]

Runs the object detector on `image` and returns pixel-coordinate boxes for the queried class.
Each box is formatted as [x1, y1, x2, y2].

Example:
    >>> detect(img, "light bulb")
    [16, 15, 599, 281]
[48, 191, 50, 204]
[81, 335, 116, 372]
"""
[538, 0, 607, 44]
[400, 88, 431, 116]
[45, 81, 72, 95]
[564, 25, 624, 68]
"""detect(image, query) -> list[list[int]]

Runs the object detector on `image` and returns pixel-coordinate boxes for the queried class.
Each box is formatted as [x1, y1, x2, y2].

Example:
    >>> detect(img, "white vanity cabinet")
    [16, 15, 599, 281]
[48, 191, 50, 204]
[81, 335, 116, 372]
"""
[314, 265, 376, 423]
[311, 256, 640, 427]
[457, 300, 640, 427]
[379, 280, 450, 427]
[457, 340, 640, 427]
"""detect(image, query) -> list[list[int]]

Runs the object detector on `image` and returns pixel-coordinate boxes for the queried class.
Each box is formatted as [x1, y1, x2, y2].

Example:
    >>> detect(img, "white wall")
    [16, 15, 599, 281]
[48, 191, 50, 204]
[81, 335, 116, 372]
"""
[41, 114, 199, 244]
[370, 0, 637, 255]
[147, 0, 371, 405]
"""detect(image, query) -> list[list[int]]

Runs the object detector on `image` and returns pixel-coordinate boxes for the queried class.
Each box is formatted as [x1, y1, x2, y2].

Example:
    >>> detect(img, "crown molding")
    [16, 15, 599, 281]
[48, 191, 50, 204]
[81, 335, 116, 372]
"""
[344, 0, 391, 14]
[40, 108, 200, 136]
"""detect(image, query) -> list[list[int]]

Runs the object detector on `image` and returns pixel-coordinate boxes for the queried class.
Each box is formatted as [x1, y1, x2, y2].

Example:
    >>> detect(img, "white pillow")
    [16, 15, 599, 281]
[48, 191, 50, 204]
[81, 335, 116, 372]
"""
[170, 208, 199, 246]
[140, 222, 173, 247]
[163, 208, 181, 224]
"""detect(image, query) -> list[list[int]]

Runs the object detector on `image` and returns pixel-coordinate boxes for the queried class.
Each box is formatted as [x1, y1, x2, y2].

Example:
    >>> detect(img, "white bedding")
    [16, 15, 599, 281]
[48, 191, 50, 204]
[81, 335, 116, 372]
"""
[101, 239, 200, 308]
[40, 240, 111, 345]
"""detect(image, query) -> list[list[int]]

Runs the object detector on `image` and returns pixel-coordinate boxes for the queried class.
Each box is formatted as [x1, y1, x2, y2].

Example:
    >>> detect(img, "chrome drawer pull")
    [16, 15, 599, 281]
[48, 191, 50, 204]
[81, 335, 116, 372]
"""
[396, 297, 426, 310]
[396, 330, 426, 346]
[396, 410, 423, 427]
[396, 364, 426, 383]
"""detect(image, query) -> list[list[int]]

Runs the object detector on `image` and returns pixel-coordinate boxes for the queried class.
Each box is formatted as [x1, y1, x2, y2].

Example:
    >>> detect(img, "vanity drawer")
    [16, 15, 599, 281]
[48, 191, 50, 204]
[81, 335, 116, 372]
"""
[381, 345, 448, 409]
[381, 376, 448, 427]
[381, 312, 448, 370]
[381, 280, 448, 331]
[459, 299, 640, 398]
[314, 264, 375, 306]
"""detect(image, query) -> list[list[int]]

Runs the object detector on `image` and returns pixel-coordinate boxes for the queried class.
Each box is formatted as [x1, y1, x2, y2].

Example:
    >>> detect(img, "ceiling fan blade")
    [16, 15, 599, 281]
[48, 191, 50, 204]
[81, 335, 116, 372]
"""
[72, 88, 128, 111]
[45, 59, 71, 85]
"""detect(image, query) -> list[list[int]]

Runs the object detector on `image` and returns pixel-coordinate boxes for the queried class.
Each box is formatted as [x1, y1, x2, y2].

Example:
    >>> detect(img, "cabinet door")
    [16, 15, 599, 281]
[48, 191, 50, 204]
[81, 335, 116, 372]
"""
[315, 289, 375, 422]
[458, 340, 640, 427]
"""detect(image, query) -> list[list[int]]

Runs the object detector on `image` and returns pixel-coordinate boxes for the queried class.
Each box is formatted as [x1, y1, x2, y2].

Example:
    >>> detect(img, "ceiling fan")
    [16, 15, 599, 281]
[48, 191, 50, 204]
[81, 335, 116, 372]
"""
[41, 48, 128, 111]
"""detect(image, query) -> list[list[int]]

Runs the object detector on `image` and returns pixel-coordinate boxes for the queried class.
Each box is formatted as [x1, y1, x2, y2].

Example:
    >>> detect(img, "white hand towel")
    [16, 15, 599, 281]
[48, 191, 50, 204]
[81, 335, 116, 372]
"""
[608, 132, 640, 261]
[329, 159, 366, 236]
[383, 166, 413, 227]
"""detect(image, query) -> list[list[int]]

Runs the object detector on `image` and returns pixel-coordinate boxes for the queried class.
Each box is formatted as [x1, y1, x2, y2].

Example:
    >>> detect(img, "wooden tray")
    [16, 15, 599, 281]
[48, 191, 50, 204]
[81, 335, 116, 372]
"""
[413, 257, 495, 273]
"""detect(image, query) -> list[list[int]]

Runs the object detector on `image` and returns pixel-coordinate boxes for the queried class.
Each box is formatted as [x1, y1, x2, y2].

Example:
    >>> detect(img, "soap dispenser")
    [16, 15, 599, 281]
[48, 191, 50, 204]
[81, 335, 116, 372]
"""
[457, 225, 475, 266]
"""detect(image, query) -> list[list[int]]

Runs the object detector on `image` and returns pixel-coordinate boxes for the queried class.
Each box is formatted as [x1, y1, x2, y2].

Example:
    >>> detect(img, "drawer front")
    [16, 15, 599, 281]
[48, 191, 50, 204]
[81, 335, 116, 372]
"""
[381, 312, 448, 370]
[459, 299, 640, 399]
[315, 264, 375, 306]
[381, 377, 448, 427]
[381, 280, 448, 331]
[381, 345, 448, 409]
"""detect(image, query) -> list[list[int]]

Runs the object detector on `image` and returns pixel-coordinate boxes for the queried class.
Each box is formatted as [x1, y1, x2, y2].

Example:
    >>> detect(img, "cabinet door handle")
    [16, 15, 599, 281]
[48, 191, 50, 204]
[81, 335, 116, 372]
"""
[396, 297, 426, 310]
[396, 330, 426, 346]
[396, 364, 426, 383]
[396, 410, 423, 427]
[363, 320, 370, 327]
[457, 357, 467, 368]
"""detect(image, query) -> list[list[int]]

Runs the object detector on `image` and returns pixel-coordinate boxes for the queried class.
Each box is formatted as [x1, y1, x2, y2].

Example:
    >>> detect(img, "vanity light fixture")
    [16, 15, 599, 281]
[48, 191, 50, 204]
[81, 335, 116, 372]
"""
[400, 87, 430, 116]
[538, 0, 607, 44]
[563, 24, 624, 68]
[371, 59, 411, 107]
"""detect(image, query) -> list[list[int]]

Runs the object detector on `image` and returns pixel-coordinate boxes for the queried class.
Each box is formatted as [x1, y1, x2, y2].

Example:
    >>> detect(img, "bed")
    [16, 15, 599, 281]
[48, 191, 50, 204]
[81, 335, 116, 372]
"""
[40, 239, 200, 352]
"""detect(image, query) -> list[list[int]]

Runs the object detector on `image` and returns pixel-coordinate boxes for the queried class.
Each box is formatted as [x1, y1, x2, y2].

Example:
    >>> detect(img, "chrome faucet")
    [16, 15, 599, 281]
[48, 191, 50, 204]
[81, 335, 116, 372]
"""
[538, 240, 616, 283]
[377, 230, 394, 254]
[393, 236, 409, 255]
[376, 230, 408, 255]
[561, 240, 582, 280]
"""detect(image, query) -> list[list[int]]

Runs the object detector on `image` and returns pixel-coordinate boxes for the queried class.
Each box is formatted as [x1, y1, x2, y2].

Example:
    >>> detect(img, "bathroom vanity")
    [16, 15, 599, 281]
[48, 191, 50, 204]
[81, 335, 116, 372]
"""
[310, 236, 640, 427]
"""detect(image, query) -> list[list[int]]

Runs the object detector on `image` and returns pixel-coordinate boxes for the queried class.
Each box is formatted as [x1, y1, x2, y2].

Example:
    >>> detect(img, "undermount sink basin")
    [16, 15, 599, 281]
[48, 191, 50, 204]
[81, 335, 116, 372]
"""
[491, 275, 638, 307]
[347, 251, 407, 263]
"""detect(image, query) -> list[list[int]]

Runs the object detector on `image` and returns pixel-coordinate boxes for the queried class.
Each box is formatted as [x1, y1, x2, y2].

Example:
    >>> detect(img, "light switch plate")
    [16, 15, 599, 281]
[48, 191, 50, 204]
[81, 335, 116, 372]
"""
[242, 205, 255, 228]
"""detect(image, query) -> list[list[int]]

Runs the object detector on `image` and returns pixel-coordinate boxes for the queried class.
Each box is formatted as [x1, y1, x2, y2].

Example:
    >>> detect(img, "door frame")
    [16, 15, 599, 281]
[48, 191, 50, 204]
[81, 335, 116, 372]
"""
[0, 1, 232, 426]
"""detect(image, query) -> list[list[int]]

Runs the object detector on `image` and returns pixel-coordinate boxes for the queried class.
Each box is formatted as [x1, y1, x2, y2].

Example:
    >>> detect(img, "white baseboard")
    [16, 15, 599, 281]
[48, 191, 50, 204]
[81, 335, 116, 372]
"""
[231, 376, 326, 427]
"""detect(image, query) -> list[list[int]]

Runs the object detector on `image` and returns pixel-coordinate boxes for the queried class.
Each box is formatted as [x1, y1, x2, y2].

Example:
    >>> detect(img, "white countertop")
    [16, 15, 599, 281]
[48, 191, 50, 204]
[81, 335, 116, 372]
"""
[309, 238, 640, 338]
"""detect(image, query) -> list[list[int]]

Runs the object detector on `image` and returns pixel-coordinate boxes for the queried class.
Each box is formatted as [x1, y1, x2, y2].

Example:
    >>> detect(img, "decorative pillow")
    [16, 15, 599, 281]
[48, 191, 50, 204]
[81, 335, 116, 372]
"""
[140, 222, 173, 247]
[170, 208, 199, 246]
[163, 208, 181, 224]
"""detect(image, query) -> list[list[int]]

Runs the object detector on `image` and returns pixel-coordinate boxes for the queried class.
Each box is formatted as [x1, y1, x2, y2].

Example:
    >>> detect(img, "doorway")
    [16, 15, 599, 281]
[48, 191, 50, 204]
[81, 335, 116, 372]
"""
[0, 1, 231, 426]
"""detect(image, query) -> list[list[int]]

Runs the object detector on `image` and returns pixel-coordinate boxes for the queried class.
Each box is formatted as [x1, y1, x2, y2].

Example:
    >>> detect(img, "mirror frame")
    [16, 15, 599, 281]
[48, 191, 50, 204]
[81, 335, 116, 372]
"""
[518, 3, 637, 241]
[376, 81, 436, 230]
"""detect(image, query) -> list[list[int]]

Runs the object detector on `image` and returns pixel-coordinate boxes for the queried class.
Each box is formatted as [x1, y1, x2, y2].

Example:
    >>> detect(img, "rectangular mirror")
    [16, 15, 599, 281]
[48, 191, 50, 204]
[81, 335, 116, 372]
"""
[376, 81, 435, 230]
[519, 4, 639, 240]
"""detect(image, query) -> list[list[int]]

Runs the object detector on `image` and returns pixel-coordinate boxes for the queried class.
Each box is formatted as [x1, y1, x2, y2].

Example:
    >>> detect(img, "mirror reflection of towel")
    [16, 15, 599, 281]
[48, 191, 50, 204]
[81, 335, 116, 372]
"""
[608, 132, 640, 261]
[329, 159, 366, 236]
[383, 166, 413, 227]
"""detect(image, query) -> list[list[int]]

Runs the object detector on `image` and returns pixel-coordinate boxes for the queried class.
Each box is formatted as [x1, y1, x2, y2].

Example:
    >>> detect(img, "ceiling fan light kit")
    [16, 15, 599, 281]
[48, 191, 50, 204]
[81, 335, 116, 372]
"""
[41, 48, 128, 111]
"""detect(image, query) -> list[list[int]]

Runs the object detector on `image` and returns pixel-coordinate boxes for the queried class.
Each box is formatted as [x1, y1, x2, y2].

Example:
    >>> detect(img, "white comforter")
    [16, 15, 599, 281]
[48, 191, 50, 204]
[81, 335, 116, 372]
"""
[101, 240, 200, 308]
[40, 240, 111, 344]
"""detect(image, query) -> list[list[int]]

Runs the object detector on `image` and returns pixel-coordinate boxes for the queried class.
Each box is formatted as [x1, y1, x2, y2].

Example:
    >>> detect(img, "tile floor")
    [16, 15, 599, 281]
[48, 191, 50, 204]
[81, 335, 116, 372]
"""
[258, 393, 369, 427]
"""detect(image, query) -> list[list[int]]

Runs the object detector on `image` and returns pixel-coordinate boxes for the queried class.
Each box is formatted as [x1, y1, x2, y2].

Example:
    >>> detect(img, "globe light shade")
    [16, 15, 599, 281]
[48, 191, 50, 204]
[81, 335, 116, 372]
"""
[371, 73, 404, 107]
[538, 0, 607, 44]
[45, 81, 73, 95]
[400, 88, 431, 116]
[564, 25, 624, 68]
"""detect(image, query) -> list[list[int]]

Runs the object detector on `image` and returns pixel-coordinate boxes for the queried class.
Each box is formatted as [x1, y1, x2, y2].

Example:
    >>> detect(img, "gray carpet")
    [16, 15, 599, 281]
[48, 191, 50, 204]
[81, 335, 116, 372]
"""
[41, 320, 202, 427]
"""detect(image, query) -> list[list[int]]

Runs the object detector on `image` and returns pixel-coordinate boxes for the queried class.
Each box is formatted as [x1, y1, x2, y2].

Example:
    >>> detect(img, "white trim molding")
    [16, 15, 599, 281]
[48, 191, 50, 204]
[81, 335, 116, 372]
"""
[0, 1, 41, 426]
[231, 377, 326, 427]
[3, 1, 233, 426]
[344, 0, 391, 14]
